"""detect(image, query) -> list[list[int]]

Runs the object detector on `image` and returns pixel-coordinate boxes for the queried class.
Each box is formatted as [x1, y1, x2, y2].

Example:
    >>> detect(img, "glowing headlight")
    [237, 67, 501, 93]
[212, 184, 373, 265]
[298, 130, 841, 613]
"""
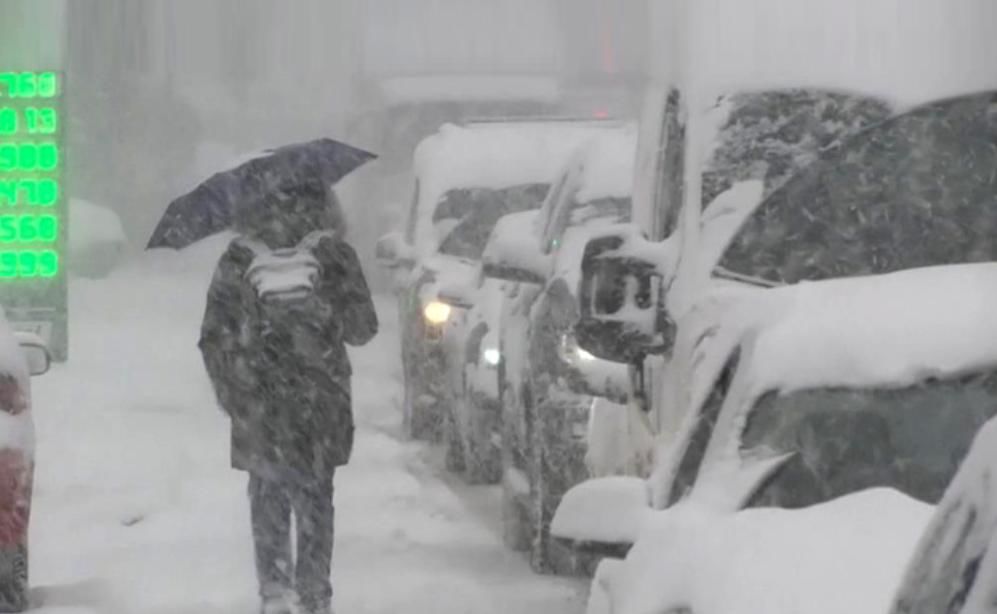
[423, 301, 452, 325]
[482, 347, 501, 366]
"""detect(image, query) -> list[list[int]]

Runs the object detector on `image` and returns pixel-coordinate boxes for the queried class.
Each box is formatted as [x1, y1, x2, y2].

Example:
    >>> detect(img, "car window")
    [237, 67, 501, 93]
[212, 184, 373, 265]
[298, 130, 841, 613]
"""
[700, 89, 893, 209]
[651, 88, 685, 241]
[721, 91, 997, 284]
[667, 351, 740, 506]
[435, 184, 548, 261]
[742, 368, 997, 508]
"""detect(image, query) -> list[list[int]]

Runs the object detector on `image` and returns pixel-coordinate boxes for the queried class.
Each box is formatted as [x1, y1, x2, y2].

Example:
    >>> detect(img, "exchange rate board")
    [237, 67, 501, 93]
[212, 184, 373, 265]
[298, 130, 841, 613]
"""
[0, 71, 66, 360]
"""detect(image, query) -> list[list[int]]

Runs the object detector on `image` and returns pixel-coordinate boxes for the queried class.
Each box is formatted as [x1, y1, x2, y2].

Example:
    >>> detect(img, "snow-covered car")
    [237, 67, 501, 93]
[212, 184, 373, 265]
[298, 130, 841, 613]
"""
[435, 122, 634, 484]
[473, 127, 640, 574]
[556, 90, 997, 613]
[0, 319, 50, 612]
[376, 121, 626, 441]
[560, 263, 997, 614]
[572, 84, 892, 414]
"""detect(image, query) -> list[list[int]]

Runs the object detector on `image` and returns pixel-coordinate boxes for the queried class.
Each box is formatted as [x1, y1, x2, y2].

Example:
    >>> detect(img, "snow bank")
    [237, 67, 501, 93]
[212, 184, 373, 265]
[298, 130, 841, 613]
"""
[68, 199, 127, 278]
[551, 477, 651, 545]
[741, 263, 997, 397]
[674, 0, 997, 107]
[603, 489, 932, 614]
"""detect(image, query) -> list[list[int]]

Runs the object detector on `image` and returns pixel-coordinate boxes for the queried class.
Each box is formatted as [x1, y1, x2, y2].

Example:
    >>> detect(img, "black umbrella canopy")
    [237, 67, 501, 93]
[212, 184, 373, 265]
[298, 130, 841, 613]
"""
[147, 138, 377, 249]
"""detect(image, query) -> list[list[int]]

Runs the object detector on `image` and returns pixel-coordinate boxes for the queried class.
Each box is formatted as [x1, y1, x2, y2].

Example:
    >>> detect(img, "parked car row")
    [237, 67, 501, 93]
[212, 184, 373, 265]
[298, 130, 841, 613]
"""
[551, 88, 997, 613]
[378, 86, 997, 609]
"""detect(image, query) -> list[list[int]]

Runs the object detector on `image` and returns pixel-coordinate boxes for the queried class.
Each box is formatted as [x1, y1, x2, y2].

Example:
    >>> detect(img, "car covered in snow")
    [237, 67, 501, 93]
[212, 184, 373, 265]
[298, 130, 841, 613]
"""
[573, 84, 893, 405]
[559, 263, 997, 614]
[375, 120, 626, 441]
[555, 90, 997, 613]
[0, 316, 50, 612]
[471, 127, 642, 574]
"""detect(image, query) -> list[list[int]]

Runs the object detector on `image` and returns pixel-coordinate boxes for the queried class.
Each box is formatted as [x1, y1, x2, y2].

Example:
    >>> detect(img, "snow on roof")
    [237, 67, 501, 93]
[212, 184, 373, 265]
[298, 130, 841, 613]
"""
[377, 75, 561, 105]
[664, 0, 997, 107]
[607, 488, 931, 614]
[412, 121, 626, 254]
[735, 263, 997, 397]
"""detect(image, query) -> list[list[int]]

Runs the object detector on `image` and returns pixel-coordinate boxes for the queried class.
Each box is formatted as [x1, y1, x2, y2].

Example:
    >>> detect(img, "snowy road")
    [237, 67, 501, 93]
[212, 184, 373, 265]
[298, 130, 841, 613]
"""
[25, 236, 587, 613]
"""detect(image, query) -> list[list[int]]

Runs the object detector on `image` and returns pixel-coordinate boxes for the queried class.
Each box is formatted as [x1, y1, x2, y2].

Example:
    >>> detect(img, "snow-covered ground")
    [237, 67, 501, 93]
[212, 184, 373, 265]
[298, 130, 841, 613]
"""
[25, 234, 586, 614]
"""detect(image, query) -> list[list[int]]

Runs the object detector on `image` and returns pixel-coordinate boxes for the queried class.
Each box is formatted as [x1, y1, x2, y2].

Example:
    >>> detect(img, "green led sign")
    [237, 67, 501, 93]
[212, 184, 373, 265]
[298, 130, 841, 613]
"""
[0, 70, 65, 359]
[0, 71, 62, 282]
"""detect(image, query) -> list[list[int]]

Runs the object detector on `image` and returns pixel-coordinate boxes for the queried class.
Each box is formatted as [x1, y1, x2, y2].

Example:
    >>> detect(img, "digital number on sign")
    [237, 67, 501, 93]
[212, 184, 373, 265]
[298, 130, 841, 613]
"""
[0, 250, 58, 278]
[0, 71, 62, 280]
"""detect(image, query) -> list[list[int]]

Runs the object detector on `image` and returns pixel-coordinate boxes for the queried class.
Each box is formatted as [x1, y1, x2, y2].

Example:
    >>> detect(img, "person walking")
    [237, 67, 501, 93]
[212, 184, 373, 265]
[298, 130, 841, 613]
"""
[198, 180, 377, 614]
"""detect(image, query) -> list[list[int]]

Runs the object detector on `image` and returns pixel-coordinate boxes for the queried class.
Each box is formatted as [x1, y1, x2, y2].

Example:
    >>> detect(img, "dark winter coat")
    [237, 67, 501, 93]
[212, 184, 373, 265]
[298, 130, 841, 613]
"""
[198, 228, 377, 482]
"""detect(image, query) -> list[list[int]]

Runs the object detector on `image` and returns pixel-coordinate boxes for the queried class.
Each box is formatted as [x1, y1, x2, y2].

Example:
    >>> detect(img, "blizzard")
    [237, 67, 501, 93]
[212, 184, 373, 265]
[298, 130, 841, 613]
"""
[25, 234, 586, 614]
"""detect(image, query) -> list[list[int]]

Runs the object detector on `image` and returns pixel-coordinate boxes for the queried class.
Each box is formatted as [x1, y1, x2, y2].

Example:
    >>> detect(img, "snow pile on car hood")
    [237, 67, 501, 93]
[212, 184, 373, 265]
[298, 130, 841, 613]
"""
[732, 263, 997, 397]
[599, 488, 932, 614]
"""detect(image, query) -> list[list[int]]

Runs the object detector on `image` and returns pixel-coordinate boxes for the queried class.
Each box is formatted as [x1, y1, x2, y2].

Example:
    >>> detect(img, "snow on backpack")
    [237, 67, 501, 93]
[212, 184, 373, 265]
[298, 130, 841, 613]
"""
[239, 230, 336, 340]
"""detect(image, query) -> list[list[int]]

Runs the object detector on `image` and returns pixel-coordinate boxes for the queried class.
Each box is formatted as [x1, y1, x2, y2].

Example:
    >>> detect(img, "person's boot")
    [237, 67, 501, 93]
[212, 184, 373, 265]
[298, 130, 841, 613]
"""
[259, 586, 295, 614]
[259, 596, 294, 614]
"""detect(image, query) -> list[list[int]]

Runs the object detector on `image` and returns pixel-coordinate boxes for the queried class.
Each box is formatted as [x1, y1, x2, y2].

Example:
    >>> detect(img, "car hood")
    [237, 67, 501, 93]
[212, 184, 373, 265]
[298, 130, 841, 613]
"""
[598, 488, 932, 614]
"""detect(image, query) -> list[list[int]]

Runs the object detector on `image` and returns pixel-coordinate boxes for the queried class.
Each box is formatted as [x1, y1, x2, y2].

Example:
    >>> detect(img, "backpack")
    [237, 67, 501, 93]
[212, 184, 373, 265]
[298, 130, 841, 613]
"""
[238, 230, 338, 361]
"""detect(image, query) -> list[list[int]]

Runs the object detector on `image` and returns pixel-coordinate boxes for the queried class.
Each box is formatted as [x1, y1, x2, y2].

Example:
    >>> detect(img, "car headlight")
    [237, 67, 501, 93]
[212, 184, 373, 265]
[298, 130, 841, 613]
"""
[423, 300, 452, 325]
[482, 347, 501, 367]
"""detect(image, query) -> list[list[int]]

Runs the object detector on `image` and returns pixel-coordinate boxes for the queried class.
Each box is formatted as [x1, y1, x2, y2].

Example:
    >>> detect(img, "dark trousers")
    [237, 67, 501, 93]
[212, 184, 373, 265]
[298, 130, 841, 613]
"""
[248, 472, 335, 610]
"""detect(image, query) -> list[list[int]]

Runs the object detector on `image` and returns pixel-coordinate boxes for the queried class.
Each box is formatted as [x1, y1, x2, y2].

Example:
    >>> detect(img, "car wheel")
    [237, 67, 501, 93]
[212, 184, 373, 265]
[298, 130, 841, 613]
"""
[443, 409, 466, 474]
[500, 409, 531, 552]
[529, 398, 599, 577]
[461, 395, 502, 485]
[401, 348, 444, 442]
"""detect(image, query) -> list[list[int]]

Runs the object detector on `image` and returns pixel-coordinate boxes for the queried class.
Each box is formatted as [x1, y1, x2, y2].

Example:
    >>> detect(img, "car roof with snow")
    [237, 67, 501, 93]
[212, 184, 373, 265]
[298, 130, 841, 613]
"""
[409, 120, 627, 255]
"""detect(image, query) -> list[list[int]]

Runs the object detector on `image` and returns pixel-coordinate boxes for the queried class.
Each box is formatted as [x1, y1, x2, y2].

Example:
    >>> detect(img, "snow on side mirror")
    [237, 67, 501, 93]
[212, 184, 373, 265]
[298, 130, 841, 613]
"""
[15, 332, 51, 376]
[375, 231, 415, 270]
[551, 476, 652, 547]
[436, 280, 476, 311]
[481, 210, 550, 284]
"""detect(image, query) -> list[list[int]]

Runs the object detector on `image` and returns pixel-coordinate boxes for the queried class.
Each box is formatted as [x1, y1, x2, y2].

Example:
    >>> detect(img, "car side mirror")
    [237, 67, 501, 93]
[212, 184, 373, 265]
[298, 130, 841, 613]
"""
[375, 231, 415, 270]
[575, 226, 675, 364]
[481, 211, 550, 285]
[15, 332, 50, 376]
[436, 280, 477, 311]
[552, 331, 629, 402]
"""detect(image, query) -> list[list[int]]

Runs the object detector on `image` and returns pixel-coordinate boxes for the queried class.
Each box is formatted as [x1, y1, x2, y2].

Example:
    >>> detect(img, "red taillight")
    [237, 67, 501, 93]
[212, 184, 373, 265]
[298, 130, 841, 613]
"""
[0, 376, 26, 415]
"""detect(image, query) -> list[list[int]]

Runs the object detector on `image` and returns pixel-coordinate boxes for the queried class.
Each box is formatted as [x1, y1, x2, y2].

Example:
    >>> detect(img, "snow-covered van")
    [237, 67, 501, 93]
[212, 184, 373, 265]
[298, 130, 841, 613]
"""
[375, 120, 625, 442]
[470, 126, 639, 573]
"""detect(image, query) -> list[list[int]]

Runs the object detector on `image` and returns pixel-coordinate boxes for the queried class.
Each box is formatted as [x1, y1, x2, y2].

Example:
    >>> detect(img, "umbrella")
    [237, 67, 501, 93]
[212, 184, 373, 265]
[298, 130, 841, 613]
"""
[147, 138, 377, 249]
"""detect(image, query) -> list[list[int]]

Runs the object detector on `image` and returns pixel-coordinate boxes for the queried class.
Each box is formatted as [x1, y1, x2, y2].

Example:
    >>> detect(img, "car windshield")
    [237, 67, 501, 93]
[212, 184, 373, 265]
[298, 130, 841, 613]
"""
[434, 183, 548, 260]
[721, 91, 997, 284]
[741, 368, 997, 508]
